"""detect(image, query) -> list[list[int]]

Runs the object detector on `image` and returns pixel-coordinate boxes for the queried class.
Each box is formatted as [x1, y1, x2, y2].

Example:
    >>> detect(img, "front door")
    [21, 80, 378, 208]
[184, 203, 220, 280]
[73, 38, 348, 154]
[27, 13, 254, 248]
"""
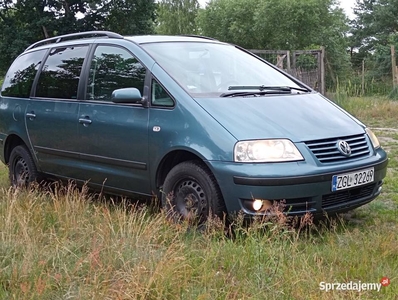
[77, 45, 150, 195]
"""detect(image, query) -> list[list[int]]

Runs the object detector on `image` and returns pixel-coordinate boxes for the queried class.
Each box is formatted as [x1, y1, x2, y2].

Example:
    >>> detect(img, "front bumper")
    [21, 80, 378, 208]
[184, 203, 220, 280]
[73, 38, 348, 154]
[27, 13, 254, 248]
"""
[209, 149, 388, 218]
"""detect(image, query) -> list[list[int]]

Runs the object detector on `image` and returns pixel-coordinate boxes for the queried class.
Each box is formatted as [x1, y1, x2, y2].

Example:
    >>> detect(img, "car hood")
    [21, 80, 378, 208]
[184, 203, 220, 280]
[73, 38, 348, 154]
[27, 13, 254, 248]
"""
[195, 93, 364, 142]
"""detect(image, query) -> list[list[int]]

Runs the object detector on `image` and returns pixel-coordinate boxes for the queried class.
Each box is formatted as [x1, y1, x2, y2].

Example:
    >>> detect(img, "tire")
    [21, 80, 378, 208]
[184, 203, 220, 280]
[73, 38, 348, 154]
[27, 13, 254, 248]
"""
[9, 145, 39, 188]
[162, 160, 226, 223]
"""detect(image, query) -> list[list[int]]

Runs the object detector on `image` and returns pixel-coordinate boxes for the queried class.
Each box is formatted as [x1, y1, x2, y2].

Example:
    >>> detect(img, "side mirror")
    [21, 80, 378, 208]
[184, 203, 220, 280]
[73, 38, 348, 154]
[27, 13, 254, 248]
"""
[111, 88, 145, 105]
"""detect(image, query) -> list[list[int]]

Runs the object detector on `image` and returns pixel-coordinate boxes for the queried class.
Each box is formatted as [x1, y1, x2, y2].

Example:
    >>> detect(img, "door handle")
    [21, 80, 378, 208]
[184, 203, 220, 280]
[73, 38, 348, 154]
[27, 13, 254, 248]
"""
[26, 112, 36, 120]
[79, 117, 92, 126]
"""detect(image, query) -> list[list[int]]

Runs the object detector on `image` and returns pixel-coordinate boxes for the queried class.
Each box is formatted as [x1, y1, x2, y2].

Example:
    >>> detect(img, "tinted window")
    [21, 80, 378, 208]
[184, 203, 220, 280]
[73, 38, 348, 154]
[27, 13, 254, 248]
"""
[1, 49, 46, 98]
[86, 45, 146, 101]
[36, 46, 88, 99]
[151, 79, 174, 107]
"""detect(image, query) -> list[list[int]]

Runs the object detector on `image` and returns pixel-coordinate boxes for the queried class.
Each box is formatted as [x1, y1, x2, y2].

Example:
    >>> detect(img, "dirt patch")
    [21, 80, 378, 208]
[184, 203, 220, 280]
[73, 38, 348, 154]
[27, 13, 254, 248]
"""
[378, 136, 397, 144]
[371, 127, 398, 132]
[371, 127, 398, 151]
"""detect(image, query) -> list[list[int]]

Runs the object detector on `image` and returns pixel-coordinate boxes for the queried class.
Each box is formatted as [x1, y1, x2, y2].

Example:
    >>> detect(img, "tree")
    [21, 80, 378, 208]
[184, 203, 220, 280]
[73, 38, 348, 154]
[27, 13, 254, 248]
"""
[0, 0, 54, 72]
[197, 0, 351, 82]
[197, 0, 262, 48]
[156, 0, 200, 35]
[350, 0, 398, 51]
[349, 0, 398, 89]
[0, 0, 156, 73]
[104, 0, 156, 35]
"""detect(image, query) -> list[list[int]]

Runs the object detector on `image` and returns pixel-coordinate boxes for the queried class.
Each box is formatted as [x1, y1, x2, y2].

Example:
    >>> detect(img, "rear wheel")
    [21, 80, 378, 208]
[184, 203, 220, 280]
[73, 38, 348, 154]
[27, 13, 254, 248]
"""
[9, 145, 39, 187]
[162, 161, 226, 223]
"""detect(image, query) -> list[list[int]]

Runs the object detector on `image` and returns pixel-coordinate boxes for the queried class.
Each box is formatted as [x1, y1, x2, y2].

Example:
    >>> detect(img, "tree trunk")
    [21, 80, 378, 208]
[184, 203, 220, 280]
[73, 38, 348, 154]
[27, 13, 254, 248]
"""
[42, 25, 50, 39]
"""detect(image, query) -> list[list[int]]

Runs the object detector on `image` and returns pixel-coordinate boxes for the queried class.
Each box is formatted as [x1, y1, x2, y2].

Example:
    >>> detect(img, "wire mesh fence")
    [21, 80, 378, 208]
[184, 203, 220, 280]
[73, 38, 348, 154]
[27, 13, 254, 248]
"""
[250, 46, 398, 98]
[340, 54, 396, 97]
[250, 49, 325, 94]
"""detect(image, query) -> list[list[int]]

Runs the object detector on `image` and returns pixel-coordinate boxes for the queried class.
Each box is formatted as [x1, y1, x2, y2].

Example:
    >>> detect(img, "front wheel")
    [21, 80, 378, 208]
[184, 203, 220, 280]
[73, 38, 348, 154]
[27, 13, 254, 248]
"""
[9, 145, 39, 187]
[162, 161, 226, 223]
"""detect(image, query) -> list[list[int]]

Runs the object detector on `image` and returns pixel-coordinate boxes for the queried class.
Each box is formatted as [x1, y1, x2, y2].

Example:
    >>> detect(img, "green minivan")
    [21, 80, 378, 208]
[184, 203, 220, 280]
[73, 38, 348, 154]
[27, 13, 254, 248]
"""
[0, 31, 388, 220]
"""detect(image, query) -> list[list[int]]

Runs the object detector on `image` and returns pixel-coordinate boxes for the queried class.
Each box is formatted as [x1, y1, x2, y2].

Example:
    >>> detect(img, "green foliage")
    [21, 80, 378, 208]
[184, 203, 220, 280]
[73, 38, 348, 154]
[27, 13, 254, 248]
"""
[104, 0, 156, 35]
[156, 0, 200, 35]
[389, 86, 398, 100]
[1, 0, 396, 95]
[350, 0, 398, 51]
[346, 0, 398, 97]
[357, 34, 398, 81]
[198, 0, 351, 85]
[196, 0, 258, 48]
[339, 34, 397, 97]
[295, 45, 321, 71]
[197, 0, 263, 48]
[328, 75, 393, 98]
[0, 0, 156, 73]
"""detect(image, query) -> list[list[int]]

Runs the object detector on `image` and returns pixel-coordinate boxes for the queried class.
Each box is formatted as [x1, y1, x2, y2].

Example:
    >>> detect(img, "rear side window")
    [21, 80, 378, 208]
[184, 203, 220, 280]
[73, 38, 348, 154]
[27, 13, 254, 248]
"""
[1, 49, 46, 98]
[35, 45, 89, 99]
[86, 45, 146, 101]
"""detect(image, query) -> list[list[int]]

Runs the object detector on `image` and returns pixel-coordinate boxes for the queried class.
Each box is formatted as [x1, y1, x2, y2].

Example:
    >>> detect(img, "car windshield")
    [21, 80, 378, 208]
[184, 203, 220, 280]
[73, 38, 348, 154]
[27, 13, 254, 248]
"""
[142, 42, 306, 97]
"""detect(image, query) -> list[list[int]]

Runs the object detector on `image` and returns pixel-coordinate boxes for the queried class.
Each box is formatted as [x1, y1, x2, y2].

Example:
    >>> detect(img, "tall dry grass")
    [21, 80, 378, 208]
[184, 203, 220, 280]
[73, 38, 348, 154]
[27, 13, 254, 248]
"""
[0, 180, 397, 299]
[0, 97, 397, 299]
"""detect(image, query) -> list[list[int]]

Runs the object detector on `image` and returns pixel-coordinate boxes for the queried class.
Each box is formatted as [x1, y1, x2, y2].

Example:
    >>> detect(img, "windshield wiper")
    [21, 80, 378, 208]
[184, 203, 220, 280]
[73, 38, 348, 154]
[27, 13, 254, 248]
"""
[220, 90, 292, 97]
[227, 85, 310, 92]
[220, 85, 310, 97]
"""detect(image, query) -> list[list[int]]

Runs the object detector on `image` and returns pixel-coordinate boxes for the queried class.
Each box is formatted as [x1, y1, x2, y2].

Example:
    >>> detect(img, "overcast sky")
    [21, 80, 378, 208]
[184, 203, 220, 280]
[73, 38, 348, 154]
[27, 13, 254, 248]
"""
[197, 0, 356, 18]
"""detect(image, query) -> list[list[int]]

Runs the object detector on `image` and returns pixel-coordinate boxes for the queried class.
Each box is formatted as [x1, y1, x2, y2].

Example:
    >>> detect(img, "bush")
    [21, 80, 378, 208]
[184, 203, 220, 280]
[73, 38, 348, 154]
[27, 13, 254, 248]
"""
[388, 86, 398, 100]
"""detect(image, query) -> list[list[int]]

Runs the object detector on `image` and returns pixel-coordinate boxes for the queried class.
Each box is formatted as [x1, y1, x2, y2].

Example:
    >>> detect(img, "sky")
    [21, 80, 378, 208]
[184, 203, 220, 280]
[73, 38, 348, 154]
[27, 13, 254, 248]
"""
[197, 0, 357, 19]
[338, 0, 356, 19]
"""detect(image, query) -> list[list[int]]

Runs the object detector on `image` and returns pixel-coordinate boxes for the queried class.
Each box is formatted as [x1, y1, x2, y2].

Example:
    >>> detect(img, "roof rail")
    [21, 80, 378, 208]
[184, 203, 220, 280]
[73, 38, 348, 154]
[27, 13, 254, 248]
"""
[25, 31, 123, 51]
[178, 34, 219, 41]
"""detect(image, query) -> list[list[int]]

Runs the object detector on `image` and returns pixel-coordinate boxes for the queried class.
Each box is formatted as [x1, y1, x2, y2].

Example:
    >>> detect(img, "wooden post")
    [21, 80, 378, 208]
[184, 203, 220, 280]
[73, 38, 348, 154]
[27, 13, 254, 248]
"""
[392, 45, 397, 88]
[396, 66, 398, 86]
[292, 51, 297, 70]
[320, 46, 325, 95]
[276, 54, 286, 69]
[361, 59, 365, 95]
[286, 50, 291, 71]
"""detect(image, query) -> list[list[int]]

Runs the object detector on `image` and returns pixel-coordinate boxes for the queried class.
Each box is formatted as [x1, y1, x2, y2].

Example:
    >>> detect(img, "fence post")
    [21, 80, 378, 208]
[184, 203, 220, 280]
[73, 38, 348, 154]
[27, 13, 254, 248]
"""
[392, 45, 397, 88]
[320, 46, 325, 95]
[292, 51, 297, 70]
[286, 50, 291, 71]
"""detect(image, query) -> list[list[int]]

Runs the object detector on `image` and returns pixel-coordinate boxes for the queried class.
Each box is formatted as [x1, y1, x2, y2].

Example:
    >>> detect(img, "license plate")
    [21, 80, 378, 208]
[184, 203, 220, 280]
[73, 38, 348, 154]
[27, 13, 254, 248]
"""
[331, 168, 374, 192]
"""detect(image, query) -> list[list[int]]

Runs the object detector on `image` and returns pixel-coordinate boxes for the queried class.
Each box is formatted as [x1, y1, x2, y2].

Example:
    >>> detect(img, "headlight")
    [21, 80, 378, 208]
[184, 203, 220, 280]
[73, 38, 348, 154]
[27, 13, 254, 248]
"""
[234, 139, 304, 162]
[366, 128, 380, 149]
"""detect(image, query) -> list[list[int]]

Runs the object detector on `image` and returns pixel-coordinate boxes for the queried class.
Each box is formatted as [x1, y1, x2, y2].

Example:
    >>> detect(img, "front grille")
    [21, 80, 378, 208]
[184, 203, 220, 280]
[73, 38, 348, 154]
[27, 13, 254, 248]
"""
[305, 134, 370, 163]
[322, 184, 375, 209]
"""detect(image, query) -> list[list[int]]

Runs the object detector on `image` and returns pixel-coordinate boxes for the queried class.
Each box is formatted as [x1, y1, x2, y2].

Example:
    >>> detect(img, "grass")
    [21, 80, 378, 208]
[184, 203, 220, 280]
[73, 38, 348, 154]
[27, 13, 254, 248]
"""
[327, 92, 398, 128]
[0, 97, 397, 299]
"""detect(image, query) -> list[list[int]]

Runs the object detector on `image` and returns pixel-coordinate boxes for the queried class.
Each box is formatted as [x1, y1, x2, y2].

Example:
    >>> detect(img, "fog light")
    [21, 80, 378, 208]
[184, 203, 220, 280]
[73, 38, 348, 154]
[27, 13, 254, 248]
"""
[253, 199, 263, 211]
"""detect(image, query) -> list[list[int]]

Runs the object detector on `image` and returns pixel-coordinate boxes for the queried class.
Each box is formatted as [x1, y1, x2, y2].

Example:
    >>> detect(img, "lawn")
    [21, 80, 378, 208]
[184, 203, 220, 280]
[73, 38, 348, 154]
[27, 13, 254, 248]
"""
[0, 97, 397, 299]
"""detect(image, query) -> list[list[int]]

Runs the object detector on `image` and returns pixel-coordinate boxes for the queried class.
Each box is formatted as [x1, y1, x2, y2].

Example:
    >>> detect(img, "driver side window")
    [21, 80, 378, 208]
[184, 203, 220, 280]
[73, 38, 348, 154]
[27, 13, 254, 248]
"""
[86, 45, 146, 101]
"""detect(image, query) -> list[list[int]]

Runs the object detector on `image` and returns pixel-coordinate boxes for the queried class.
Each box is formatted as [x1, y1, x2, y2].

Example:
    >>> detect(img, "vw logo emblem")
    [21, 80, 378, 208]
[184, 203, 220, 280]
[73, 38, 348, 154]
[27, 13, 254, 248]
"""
[337, 140, 351, 156]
